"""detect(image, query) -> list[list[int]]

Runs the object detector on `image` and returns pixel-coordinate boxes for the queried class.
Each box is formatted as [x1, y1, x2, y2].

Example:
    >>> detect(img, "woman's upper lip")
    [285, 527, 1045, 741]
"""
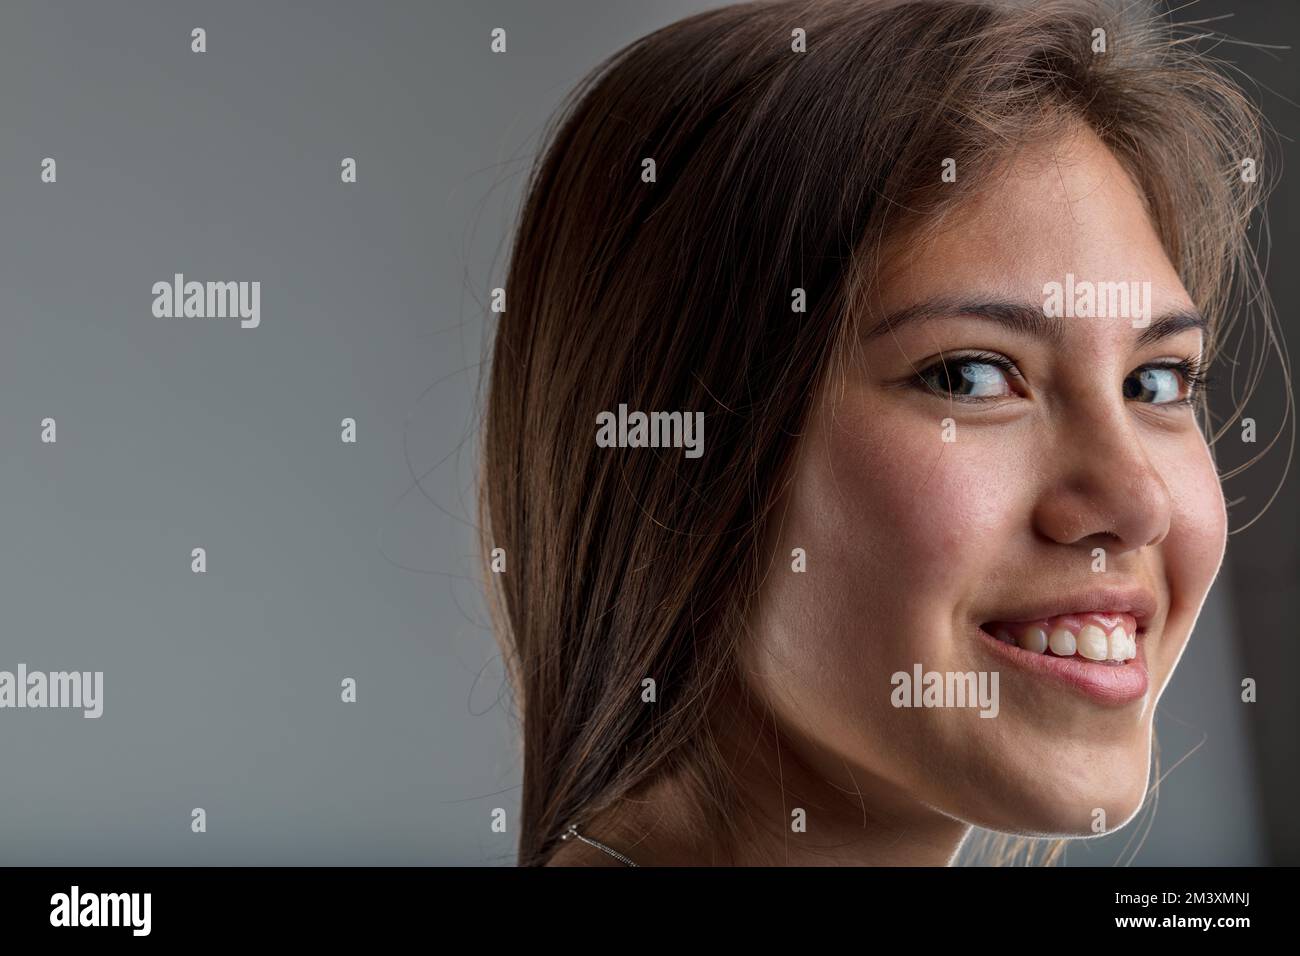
[981, 585, 1157, 629]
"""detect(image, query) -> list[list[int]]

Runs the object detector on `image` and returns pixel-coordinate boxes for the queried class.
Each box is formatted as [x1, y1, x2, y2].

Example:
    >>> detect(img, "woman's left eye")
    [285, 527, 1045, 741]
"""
[1123, 365, 1188, 404]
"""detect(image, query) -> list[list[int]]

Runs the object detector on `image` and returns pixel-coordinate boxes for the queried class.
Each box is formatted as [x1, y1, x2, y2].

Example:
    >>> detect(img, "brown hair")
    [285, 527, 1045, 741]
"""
[480, 0, 1281, 866]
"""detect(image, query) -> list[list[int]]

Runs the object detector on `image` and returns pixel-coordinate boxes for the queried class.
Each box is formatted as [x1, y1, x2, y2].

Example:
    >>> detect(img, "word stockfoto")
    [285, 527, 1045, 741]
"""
[596, 404, 704, 458]
[152, 273, 261, 328]
[0, 664, 103, 717]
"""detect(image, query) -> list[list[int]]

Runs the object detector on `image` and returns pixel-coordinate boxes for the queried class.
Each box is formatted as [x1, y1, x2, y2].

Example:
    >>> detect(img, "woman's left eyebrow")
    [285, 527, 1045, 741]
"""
[863, 296, 1207, 346]
[1136, 309, 1209, 347]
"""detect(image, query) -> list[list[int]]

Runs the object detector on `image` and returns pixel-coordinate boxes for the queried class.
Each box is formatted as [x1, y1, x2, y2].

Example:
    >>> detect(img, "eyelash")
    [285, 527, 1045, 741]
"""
[1157, 358, 1211, 403]
[910, 351, 1212, 406]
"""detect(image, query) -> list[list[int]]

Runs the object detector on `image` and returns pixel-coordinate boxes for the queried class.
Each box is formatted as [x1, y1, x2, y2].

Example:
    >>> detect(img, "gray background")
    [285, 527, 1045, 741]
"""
[0, 0, 1292, 865]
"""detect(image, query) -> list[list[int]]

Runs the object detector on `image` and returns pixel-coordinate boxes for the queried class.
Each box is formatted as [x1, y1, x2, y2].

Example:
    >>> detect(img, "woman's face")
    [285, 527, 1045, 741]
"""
[747, 126, 1227, 841]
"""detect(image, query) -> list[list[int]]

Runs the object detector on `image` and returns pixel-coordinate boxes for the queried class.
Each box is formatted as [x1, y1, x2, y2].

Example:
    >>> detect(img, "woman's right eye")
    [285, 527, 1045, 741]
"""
[915, 355, 1016, 400]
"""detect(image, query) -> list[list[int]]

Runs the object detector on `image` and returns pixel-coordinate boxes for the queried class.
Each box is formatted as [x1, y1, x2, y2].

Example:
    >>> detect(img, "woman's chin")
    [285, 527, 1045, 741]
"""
[955, 776, 1151, 838]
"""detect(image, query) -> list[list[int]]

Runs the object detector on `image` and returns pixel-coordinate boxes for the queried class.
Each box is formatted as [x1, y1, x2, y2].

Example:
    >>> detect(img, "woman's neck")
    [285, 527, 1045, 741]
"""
[574, 684, 972, 867]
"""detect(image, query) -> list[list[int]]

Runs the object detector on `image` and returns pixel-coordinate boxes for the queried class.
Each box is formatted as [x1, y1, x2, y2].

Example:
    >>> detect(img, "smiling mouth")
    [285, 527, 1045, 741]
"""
[978, 612, 1140, 664]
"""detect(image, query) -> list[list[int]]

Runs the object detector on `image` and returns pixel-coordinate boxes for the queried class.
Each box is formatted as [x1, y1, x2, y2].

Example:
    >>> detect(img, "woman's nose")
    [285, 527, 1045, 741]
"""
[1031, 405, 1173, 555]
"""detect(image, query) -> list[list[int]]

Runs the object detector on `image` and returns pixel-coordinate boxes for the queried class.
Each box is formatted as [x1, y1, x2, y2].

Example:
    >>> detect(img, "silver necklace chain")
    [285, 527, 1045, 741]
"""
[559, 824, 640, 867]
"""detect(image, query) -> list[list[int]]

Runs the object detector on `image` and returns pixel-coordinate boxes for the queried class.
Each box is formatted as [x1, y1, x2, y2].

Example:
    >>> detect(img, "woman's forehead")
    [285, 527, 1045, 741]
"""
[872, 131, 1185, 318]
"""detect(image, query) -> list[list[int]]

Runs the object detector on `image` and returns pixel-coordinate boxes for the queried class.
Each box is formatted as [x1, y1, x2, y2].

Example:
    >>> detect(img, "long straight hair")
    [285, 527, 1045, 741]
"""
[480, 0, 1278, 867]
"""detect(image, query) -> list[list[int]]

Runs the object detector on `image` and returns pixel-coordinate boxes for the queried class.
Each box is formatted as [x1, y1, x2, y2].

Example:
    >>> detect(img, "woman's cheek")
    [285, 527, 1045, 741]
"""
[756, 408, 1031, 776]
[816, 408, 1028, 591]
[1158, 437, 1228, 661]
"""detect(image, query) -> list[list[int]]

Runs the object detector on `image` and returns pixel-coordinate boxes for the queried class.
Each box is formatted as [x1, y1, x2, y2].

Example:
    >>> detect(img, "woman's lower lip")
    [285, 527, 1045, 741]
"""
[973, 625, 1149, 705]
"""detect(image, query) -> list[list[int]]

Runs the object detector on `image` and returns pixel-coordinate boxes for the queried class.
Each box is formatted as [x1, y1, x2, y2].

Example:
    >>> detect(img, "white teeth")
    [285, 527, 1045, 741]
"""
[1107, 627, 1122, 660]
[1077, 624, 1109, 661]
[1110, 627, 1137, 661]
[991, 622, 1137, 661]
[1017, 626, 1048, 654]
[1048, 628, 1076, 657]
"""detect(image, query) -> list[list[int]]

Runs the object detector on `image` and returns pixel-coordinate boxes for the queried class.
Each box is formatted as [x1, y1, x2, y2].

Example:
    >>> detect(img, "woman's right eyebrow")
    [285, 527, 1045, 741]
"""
[864, 298, 1067, 346]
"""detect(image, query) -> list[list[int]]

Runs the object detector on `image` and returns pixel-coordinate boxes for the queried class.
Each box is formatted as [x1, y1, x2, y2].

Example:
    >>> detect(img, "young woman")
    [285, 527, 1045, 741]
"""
[480, 0, 1282, 866]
